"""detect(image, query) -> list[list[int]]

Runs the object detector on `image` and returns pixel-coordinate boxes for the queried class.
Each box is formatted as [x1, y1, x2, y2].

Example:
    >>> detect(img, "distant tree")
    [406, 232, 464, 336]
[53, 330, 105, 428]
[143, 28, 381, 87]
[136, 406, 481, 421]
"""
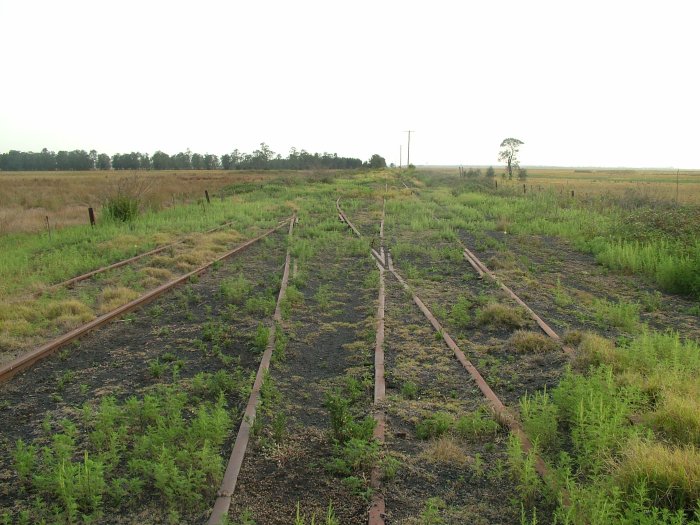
[518, 167, 528, 180]
[139, 153, 151, 170]
[203, 154, 220, 170]
[97, 153, 111, 170]
[498, 138, 524, 180]
[486, 166, 495, 178]
[221, 154, 232, 170]
[191, 153, 204, 170]
[173, 151, 192, 170]
[152, 151, 171, 170]
[369, 154, 387, 169]
[89, 150, 98, 170]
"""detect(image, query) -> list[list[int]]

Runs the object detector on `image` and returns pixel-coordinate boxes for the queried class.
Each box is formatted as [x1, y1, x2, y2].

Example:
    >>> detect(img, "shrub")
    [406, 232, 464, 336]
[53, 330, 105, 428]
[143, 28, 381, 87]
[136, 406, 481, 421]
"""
[104, 194, 139, 222]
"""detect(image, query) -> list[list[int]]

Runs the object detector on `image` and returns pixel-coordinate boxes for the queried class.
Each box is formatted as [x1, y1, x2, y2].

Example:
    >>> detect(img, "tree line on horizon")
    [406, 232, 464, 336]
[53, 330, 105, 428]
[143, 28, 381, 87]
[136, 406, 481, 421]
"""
[0, 144, 387, 171]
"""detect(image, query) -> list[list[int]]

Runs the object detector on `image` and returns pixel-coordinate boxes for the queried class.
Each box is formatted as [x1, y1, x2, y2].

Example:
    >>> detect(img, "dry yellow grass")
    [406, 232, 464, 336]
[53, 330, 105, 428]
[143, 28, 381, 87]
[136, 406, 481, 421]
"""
[573, 332, 617, 370]
[498, 167, 700, 204]
[141, 267, 175, 281]
[0, 169, 289, 233]
[99, 286, 140, 313]
[509, 330, 560, 353]
[420, 436, 471, 466]
[615, 440, 700, 511]
[646, 393, 700, 446]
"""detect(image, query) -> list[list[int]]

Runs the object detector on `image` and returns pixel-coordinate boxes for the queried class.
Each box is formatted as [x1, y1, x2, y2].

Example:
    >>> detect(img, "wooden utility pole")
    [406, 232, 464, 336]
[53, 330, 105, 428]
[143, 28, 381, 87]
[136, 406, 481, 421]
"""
[404, 130, 415, 167]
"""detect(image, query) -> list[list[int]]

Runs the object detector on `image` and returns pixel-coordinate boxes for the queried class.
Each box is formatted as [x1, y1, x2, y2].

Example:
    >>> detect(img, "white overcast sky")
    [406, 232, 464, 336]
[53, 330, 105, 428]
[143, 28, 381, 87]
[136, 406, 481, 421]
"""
[0, 0, 698, 168]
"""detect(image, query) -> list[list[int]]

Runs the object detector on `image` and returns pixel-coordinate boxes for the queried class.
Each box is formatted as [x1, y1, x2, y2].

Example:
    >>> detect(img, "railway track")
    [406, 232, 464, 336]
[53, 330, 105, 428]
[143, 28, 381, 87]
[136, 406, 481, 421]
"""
[336, 197, 570, 521]
[0, 217, 297, 523]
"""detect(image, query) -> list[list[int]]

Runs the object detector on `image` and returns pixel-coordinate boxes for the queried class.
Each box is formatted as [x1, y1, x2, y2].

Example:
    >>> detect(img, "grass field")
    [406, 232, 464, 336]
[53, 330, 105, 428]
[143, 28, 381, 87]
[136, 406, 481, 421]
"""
[0, 169, 331, 233]
[439, 166, 700, 204]
[1, 167, 699, 524]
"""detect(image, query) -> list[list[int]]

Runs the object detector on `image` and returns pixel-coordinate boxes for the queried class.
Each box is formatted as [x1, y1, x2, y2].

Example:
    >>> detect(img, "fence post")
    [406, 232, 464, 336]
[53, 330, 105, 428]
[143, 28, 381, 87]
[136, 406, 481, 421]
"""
[88, 207, 96, 227]
[205, 190, 210, 204]
[45, 216, 51, 239]
[523, 184, 526, 194]
[571, 190, 575, 198]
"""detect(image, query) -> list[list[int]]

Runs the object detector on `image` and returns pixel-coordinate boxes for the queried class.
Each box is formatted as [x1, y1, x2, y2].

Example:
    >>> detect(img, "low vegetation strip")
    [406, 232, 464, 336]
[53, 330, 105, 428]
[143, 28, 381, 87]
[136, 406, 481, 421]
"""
[41, 217, 239, 294]
[0, 219, 291, 383]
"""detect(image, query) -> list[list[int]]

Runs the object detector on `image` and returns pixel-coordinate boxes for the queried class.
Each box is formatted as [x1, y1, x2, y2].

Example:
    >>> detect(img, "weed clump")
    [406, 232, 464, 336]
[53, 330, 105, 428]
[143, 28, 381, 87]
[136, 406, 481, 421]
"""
[645, 394, 700, 446]
[449, 296, 472, 329]
[220, 274, 252, 304]
[421, 436, 470, 466]
[592, 298, 640, 332]
[45, 299, 94, 326]
[11, 386, 233, 523]
[476, 303, 526, 329]
[99, 286, 140, 314]
[573, 332, 617, 370]
[416, 412, 453, 440]
[509, 330, 560, 353]
[400, 380, 418, 399]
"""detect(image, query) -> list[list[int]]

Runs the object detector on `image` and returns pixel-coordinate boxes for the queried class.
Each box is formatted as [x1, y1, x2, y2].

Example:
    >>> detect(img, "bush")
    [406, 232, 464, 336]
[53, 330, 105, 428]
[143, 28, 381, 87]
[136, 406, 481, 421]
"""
[104, 194, 139, 222]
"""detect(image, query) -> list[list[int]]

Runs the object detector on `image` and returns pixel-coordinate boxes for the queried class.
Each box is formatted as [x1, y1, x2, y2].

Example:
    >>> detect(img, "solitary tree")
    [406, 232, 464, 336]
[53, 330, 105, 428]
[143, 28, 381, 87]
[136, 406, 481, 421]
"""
[486, 166, 495, 178]
[369, 154, 387, 168]
[498, 138, 524, 180]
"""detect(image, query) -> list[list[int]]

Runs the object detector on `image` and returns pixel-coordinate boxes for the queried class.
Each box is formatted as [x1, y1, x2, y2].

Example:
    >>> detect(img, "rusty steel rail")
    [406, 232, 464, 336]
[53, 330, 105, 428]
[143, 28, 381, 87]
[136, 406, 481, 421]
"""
[0, 218, 292, 385]
[462, 249, 484, 278]
[335, 197, 362, 238]
[38, 218, 247, 295]
[207, 216, 295, 525]
[369, 199, 387, 525]
[461, 243, 575, 355]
